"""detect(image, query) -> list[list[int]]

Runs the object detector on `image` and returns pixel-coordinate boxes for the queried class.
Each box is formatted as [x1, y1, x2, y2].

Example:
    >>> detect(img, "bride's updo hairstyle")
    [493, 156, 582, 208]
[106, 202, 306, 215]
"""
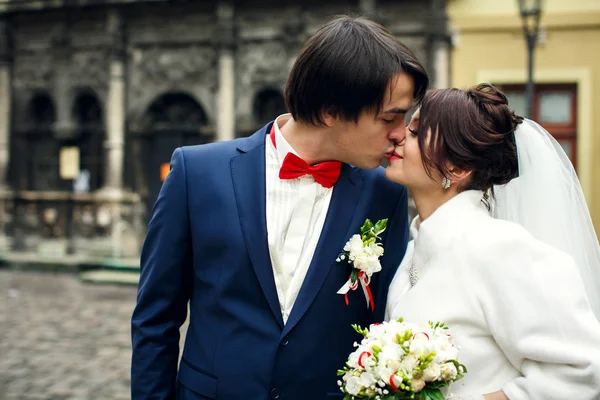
[416, 83, 524, 192]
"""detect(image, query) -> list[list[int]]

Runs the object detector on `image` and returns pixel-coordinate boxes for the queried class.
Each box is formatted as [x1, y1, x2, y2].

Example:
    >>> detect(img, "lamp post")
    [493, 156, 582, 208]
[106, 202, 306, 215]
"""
[517, 0, 542, 119]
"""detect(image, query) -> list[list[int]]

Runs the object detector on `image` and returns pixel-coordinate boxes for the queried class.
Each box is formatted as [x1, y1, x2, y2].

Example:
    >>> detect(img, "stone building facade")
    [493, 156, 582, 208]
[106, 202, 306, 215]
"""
[0, 0, 450, 263]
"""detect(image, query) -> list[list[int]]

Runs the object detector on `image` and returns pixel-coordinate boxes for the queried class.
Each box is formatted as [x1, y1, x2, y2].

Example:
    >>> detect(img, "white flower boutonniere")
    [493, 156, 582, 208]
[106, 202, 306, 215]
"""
[336, 218, 387, 311]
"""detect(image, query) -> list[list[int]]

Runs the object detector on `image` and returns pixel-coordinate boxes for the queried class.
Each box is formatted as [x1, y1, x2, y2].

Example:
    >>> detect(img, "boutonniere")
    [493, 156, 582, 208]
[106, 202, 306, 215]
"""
[336, 218, 388, 312]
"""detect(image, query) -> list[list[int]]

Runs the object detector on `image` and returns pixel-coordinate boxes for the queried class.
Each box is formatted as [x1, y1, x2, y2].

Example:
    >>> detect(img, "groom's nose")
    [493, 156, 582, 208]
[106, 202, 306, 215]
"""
[387, 124, 406, 143]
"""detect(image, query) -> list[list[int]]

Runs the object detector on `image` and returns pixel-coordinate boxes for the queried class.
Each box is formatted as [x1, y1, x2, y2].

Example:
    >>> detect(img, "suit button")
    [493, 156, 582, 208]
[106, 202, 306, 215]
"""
[270, 388, 281, 399]
[281, 339, 289, 347]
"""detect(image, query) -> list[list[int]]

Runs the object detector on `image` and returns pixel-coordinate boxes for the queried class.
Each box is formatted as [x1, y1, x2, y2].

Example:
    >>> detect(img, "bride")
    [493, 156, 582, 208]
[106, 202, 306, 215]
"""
[384, 83, 600, 400]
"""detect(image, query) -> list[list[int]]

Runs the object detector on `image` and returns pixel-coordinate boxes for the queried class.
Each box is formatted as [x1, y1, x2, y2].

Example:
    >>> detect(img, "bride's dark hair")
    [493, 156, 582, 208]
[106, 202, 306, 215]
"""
[416, 83, 524, 192]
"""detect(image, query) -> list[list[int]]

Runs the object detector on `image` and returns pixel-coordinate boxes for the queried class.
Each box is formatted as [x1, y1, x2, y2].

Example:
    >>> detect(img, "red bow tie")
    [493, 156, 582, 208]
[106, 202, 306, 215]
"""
[270, 126, 341, 188]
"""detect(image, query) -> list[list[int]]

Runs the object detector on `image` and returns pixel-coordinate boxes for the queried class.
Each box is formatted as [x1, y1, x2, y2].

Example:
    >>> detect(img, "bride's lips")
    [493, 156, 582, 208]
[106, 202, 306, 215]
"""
[386, 150, 403, 162]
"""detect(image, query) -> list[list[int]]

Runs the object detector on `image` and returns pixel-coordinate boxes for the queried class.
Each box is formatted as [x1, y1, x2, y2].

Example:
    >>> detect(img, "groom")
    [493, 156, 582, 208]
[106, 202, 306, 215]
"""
[131, 15, 428, 400]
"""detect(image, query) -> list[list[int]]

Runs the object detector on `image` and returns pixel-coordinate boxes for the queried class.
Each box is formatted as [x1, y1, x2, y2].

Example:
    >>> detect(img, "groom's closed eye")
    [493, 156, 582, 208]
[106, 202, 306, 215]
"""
[382, 109, 409, 125]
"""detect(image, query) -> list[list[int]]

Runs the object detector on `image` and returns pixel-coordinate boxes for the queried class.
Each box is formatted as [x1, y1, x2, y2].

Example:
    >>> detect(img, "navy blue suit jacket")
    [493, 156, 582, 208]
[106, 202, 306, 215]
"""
[131, 122, 410, 400]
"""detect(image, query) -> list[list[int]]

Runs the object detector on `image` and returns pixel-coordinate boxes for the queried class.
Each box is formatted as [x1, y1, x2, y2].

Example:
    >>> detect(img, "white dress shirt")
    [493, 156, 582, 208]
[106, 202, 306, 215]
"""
[266, 114, 334, 324]
[385, 190, 600, 399]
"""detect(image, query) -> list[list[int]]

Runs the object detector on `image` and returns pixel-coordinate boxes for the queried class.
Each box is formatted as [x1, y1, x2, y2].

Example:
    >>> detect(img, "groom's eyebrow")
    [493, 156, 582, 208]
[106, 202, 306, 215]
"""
[382, 107, 410, 115]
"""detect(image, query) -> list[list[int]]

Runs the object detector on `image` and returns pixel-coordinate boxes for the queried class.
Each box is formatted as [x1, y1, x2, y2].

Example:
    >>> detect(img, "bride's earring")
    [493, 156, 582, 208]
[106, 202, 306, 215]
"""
[441, 176, 451, 189]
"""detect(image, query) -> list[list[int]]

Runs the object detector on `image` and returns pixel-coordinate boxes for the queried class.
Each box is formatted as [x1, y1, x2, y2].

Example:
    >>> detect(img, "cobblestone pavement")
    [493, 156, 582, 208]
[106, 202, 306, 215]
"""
[0, 269, 187, 400]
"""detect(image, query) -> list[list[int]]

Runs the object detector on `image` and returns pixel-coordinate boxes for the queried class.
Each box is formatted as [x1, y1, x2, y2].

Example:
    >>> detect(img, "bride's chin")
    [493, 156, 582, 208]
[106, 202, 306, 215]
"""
[384, 168, 406, 185]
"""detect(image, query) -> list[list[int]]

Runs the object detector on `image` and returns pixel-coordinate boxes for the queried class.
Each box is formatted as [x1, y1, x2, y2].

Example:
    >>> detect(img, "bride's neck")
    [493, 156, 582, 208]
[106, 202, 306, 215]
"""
[412, 189, 458, 222]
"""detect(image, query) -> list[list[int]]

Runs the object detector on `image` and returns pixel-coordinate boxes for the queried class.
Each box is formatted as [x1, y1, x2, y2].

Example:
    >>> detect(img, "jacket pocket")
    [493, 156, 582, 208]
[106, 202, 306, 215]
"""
[177, 359, 218, 399]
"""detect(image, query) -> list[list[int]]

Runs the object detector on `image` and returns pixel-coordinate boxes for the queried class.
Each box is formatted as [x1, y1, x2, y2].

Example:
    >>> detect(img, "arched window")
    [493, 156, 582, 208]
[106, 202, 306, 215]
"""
[130, 92, 212, 221]
[253, 89, 287, 126]
[25, 92, 59, 191]
[145, 92, 208, 131]
[29, 92, 56, 126]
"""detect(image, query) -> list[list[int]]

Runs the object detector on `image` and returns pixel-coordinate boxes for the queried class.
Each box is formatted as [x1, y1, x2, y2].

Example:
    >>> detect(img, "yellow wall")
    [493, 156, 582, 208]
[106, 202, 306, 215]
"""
[448, 0, 600, 233]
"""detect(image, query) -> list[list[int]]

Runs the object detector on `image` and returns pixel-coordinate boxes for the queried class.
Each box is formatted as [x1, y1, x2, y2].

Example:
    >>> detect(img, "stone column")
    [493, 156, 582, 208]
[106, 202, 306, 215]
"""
[432, 40, 450, 89]
[426, 0, 451, 89]
[0, 17, 12, 190]
[102, 9, 126, 193]
[216, 1, 236, 142]
[51, 21, 75, 141]
[0, 17, 11, 252]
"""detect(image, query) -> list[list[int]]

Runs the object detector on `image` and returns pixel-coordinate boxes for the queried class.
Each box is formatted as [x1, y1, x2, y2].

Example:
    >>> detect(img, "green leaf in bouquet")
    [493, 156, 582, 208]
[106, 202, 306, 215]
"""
[392, 392, 416, 400]
[351, 323, 369, 337]
[371, 344, 382, 355]
[419, 388, 446, 400]
[449, 359, 468, 377]
[428, 321, 448, 330]
[425, 381, 448, 390]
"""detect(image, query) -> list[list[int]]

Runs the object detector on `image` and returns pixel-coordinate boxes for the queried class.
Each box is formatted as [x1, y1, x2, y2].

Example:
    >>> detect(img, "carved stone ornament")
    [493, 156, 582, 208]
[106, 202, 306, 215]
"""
[238, 42, 289, 88]
[130, 45, 217, 97]
[13, 53, 53, 89]
[70, 50, 109, 89]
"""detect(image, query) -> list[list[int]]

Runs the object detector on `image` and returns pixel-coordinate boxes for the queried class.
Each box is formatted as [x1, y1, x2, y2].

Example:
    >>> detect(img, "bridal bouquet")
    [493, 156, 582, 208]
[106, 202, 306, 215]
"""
[337, 318, 467, 400]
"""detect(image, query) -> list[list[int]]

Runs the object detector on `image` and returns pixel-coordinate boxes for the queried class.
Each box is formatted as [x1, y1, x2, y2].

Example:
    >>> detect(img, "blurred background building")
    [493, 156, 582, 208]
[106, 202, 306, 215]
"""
[448, 0, 600, 235]
[0, 0, 451, 283]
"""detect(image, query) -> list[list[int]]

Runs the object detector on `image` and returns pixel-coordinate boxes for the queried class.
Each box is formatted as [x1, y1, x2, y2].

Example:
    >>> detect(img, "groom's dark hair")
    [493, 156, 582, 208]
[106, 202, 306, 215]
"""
[285, 15, 429, 126]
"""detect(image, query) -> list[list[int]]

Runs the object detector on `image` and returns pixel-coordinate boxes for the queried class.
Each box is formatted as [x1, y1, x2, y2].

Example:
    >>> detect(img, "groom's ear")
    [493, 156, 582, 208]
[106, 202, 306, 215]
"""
[321, 108, 339, 127]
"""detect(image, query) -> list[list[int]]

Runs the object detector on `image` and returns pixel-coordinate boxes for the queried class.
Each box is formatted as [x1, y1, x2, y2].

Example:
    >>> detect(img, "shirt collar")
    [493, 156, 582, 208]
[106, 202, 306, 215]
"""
[271, 113, 298, 167]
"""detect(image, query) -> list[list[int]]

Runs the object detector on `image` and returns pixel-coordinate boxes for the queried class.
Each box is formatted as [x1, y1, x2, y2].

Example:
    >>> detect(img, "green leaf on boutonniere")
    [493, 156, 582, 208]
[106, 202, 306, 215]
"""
[350, 268, 358, 284]
[373, 218, 388, 236]
[361, 219, 374, 236]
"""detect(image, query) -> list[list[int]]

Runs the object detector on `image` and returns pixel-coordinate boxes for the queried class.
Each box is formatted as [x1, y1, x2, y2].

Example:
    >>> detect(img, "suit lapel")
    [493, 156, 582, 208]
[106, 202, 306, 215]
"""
[282, 164, 364, 336]
[231, 124, 284, 329]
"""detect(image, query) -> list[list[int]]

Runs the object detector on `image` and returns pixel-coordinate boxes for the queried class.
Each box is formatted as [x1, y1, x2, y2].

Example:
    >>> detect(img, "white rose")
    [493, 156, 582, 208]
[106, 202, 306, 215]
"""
[411, 377, 426, 392]
[388, 359, 401, 372]
[378, 343, 404, 369]
[368, 323, 386, 338]
[354, 251, 382, 276]
[344, 376, 363, 396]
[344, 235, 364, 260]
[410, 334, 435, 358]
[347, 346, 370, 369]
[385, 320, 409, 341]
[432, 335, 459, 363]
[368, 242, 384, 257]
[358, 371, 377, 387]
[374, 365, 393, 381]
[440, 362, 458, 381]
[399, 354, 419, 374]
[422, 363, 441, 382]
[435, 346, 459, 364]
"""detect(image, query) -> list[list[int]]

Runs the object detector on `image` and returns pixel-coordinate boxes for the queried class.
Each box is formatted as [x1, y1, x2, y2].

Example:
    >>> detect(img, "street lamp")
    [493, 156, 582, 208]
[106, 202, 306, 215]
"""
[517, 0, 543, 119]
